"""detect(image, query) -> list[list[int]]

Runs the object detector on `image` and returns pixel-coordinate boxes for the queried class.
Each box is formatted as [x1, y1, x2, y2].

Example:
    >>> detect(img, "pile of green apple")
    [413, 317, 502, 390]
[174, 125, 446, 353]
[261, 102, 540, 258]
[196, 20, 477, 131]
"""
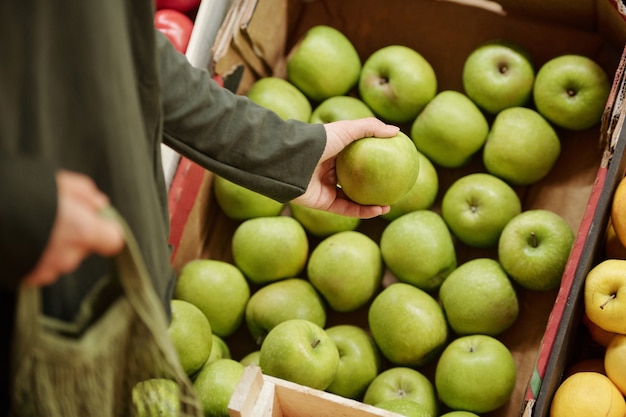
[163, 25, 613, 417]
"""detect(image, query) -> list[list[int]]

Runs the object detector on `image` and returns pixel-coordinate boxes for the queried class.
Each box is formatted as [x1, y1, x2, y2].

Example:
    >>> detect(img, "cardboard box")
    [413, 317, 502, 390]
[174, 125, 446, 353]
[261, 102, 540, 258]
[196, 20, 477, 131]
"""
[167, 1, 626, 416]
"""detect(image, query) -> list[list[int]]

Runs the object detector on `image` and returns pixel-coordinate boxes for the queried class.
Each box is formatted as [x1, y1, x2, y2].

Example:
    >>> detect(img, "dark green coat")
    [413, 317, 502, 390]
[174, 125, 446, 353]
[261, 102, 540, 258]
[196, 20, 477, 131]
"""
[0, 0, 325, 409]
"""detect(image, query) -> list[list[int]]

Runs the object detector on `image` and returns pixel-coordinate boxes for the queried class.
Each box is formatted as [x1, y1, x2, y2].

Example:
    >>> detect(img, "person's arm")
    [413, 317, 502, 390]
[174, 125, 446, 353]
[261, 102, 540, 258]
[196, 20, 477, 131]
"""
[156, 32, 398, 217]
[157, 31, 325, 203]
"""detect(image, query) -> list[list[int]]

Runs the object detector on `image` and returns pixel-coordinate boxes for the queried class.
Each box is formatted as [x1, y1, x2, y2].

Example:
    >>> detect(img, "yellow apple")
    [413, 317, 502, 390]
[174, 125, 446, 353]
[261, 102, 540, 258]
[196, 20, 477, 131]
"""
[610, 175, 626, 247]
[605, 218, 626, 259]
[605, 333, 626, 395]
[582, 311, 616, 347]
[583, 259, 626, 334]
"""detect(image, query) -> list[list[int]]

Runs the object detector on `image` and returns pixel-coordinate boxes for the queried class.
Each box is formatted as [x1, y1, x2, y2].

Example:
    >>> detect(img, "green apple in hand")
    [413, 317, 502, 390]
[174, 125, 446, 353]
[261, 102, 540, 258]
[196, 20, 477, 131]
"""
[247, 76, 312, 122]
[259, 319, 340, 390]
[462, 39, 535, 114]
[359, 45, 437, 123]
[438, 258, 519, 336]
[309, 95, 375, 123]
[174, 259, 250, 338]
[380, 210, 456, 291]
[368, 282, 448, 367]
[336, 131, 420, 206]
[363, 367, 438, 417]
[132, 378, 180, 417]
[192, 358, 245, 417]
[288, 202, 360, 238]
[167, 299, 213, 377]
[213, 175, 284, 220]
[441, 173, 522, 248]
[307, 231, 383, 312]
[498, 209, 575, 291]
[325, 324, 382, 400]
[435, 334, 516, 414]
[287, 25, 361, 102]
[245, 278, 326, 345]
[231, 216, 308, 285]
[382, 150, 439, 222]
[374, 399, 432, 417]
[483, 107, 561, 186]
[411, 90, 489, 168]
[533, 54, 611, 131]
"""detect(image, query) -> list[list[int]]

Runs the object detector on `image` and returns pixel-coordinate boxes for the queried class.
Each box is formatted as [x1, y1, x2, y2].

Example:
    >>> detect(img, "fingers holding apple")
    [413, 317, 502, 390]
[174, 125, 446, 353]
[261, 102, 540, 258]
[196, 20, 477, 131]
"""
[336, 131, 420, 206]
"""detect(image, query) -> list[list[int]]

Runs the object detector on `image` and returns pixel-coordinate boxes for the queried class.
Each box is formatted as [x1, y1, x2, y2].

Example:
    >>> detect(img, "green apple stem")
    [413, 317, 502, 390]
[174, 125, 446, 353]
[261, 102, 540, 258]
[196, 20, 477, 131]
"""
[600, 293, 617, 310]
[529, 232, 538, 248]
[311, 339, 321, 349]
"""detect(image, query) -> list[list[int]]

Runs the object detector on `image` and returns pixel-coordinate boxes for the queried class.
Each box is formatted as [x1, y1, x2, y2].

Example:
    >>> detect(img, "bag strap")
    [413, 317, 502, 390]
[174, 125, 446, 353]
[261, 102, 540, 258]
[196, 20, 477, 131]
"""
[97, 206, 183, 371]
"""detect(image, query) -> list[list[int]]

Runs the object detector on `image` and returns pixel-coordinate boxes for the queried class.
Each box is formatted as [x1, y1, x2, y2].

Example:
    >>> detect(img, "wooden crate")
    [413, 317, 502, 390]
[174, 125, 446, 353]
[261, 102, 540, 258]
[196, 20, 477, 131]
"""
[229, 366, 407, 417]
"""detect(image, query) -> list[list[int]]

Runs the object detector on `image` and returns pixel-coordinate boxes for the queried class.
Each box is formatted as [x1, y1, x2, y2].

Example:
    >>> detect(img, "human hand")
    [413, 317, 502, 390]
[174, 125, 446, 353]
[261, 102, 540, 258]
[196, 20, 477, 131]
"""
[22, 171, 125, 287]
[292, 117, 399, 218]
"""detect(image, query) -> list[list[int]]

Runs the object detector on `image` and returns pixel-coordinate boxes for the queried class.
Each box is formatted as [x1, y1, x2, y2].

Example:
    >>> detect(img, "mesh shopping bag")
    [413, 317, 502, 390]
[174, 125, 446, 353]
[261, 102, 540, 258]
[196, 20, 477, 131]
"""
[10, 207, 203, 417]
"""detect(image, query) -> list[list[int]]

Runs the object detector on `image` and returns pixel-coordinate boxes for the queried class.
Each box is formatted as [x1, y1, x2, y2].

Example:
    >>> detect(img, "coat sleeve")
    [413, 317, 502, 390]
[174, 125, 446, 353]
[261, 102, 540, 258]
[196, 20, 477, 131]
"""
[0, 157, 57, 288]
[156, 31, 327, 203]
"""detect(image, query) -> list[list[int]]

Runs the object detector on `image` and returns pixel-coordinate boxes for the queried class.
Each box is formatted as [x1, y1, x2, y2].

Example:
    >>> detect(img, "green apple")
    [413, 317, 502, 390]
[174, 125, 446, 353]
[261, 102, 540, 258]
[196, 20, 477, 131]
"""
[441, 173, 522, 248]
[132, 378, 180, 417]
[259, 319, 340, 390]
[244, 278, 326, 345]
[167, 299, 213, 377]
[374, 399, 432, 417]
[435, 334, 516, 414]
[359, 45, 437, 123]
[246, 76, 312, 122]
[336, 131, 420, 206]
[309, 95, 375, 124]
[231, 216, 308, 285]
[239, 350, 260, 367]
[206, 334, 232, 364]
[498, 209, 575, 291]
[286, 25, 361, 102]
[533, 54, 611, 131]
[363, 367, 438, 417]
[213, 175, 284, 220]
[368, 282, 448, 367]
[288, 202, 360, 238]
[307, 231, 383, 312]
[192, 358, 245, 417]
[174, 259, 250, 338]
[410, 90, 489, 168]
[439, 412, 480, 417]
[438, 258, 519, 336]
[462, 39, 535, 114]
[324, 324, 382, 400]
[483, 106, 561, 186]
[382, 150, 439, 222]
[380, 210, 456, 291]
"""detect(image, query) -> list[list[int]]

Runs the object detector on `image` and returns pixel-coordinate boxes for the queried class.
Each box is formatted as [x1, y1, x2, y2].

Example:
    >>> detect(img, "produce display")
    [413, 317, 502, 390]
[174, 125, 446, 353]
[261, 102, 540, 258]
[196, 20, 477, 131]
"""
[161, 18, 616, 417]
